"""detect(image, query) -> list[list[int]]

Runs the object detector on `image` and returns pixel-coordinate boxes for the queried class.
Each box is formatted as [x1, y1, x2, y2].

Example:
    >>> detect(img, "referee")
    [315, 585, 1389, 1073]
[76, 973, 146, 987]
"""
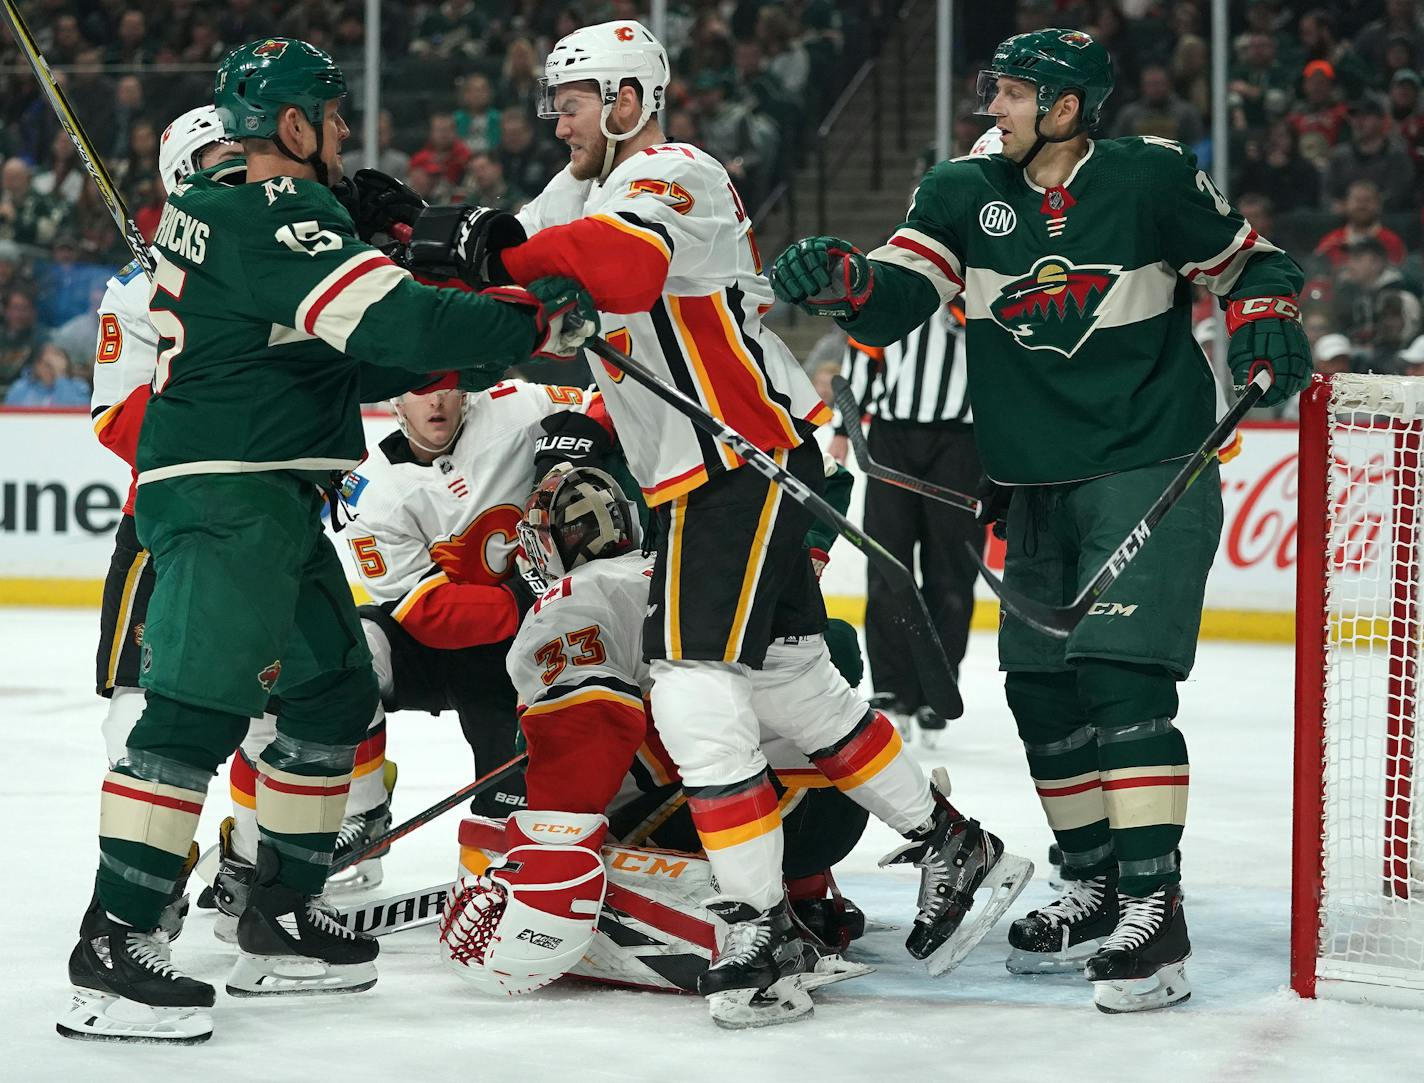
[836, 299, 978, 746]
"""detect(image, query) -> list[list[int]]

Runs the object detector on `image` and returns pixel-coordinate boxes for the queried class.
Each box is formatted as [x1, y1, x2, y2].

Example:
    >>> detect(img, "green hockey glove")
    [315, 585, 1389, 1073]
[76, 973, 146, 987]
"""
[770, 236, 874, 318]
[1224, 295, 1311, 408]
[483, 276, 599, 361]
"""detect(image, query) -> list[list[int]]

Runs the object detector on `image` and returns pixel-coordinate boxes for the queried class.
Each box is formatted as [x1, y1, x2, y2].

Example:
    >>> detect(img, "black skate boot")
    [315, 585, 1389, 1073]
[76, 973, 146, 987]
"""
[1007, 866, 1119, 974]
[913, 705, 947, 749]
[1085, 882, 1191, 1013]
[698, 899, 871, 1029]
[879, 767, 1033, 976]
[788, 871, 866, 953]
[58, 895, 215, 1043]
[196, 816, 255, 943]
[227, 844, 379, 997]
[868, 693, 913, 743]
[326, 761, 397, 897]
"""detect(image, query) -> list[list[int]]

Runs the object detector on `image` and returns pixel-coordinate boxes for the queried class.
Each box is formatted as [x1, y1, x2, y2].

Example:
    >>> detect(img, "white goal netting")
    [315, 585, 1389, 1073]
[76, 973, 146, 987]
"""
[1308, 372, 1424, 1004]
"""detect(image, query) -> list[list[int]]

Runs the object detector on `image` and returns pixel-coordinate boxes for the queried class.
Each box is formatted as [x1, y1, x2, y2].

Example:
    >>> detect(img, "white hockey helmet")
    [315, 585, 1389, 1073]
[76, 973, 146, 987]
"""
[158, 106, 235, 195]
[538, 20, 669, 178]
[518, 464, 641, 583]
[969, 126, 1004, 156]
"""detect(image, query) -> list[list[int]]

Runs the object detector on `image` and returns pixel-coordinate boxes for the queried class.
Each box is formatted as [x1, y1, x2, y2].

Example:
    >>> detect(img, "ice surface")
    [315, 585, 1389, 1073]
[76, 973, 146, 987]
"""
[5, 609, 1424, 1082]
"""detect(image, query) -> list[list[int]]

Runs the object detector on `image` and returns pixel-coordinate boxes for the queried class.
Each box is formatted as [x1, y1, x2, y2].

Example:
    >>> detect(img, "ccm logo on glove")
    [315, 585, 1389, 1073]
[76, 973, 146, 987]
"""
[1226, 295, 1300, 333]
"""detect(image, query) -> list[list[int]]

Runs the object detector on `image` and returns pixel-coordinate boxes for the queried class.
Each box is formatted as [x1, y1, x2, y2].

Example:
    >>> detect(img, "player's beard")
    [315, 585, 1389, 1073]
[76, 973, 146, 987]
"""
[568, 131, 610, 181]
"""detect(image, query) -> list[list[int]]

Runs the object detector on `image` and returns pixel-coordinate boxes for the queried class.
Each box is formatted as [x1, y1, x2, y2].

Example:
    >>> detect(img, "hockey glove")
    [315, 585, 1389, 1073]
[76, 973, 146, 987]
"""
[332, 168, 428, 243]
[438, 810, 608, 996]
[483, 277, 600, 361]
[402, 204, 527, 287]
[976, 476, 1011, 541]
[770, 236, 874, 319]
[809, 546, 831, 581]
[534, 410, 615, 478]
[1225, 295, 1311, 409]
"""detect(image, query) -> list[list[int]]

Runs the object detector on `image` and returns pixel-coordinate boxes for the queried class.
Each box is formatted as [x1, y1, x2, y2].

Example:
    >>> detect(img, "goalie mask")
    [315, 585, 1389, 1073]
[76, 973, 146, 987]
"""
[519, 464, 640, 582]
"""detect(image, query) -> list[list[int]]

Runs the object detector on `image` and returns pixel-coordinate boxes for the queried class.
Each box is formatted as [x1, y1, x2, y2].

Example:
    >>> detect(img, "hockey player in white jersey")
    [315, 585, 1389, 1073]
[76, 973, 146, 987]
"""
[441, 465, 872, 1002]
[402, 20, 1032, 1028]
[88, 105, 244, 942]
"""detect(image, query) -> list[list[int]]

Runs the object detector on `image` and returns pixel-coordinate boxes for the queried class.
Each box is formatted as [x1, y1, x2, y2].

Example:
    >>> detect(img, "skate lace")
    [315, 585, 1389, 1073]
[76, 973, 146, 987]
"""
[1099, 892, 1164, 953]
[713, 919, 771, 968]
[127, 932, 181, 978]
[305, 898, 358, 940]
[335, 813, 366, 850]
[1036, 877, 1105, 927]
[913, 819, 986, 920]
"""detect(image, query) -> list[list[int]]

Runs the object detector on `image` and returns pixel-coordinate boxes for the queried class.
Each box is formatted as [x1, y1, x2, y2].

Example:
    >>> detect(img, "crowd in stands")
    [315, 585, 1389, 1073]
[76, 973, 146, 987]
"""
[7, 1, 1424, 406]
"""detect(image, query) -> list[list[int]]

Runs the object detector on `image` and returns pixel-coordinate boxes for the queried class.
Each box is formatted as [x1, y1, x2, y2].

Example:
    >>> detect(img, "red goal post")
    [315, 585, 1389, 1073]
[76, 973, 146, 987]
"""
[1294, 372, 1424, 1009]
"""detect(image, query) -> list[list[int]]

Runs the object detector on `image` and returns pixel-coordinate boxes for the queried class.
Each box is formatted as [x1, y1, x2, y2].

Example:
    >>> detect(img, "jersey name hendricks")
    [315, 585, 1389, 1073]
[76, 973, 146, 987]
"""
[152, 203, 209, 264]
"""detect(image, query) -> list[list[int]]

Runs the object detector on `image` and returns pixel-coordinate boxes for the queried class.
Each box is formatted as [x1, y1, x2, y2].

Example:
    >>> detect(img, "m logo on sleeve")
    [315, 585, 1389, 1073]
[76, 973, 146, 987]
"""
[990, 256, 1120, 358]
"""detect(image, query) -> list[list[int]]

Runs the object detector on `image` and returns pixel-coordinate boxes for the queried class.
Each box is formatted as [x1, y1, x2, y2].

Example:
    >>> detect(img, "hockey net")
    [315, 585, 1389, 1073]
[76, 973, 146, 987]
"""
[1294, 372, 1424, 1007]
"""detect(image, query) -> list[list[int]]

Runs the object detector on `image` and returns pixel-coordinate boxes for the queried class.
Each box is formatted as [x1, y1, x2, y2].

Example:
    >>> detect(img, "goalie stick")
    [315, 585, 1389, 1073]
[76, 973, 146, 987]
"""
[579, 328, 964, 721]
[970, 369, 1271, 639]
[0, 0, 155, 279]
[830, 376, 980, 515]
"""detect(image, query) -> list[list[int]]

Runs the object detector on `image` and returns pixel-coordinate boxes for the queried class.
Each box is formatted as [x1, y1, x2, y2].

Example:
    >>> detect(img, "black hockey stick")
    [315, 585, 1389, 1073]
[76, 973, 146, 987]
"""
[332, 752, 527, 872]
[0, 0, 155, 279]
[581, 330, 963, 721]
[830, 376, 981, 515]
[971, 369, 1271, 639]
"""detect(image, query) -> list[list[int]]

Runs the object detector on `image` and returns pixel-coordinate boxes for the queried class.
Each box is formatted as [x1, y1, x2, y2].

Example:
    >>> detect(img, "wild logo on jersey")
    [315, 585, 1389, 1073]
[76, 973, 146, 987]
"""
[990, 256, 1121, 358]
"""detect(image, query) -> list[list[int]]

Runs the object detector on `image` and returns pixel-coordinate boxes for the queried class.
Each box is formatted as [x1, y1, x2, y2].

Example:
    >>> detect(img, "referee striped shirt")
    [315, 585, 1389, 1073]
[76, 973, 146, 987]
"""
[839, 302, 971, 425]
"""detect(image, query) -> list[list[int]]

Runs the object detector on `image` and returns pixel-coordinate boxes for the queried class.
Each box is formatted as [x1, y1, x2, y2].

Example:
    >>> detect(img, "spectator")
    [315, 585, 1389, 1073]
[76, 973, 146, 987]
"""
[498, 38, 542, 111]
[1238, 120, 1323, 212]
[405, 160, 445, 203]
[1287, 60, 1351, 164]
[694, 70, 777, 207]
[1111, 64, 1206, 145]
[462, 151, 524, 210]
[43, 14, 89, 66]
[1298, 9, 1372, 99]
[1335, 236, 1409, 339]
[219, 0, 264, 46]
[757, 8, 810, 101]
[0, 160, 65, 248]
[1171, 34, 1211, 118]
[1316, 180, 1409, 267]
[1230, 32, 1295, 129]
[105, 9, 153, 67]
[182, 16, 225, 65]
[1400, 332, 1424, 374]
[3, 343, 90, 407]
[34, 130, 85, 207]
[410, 112, 472, 187]
[453, 74, 500, 152]
[1314, 332, 1356, 374]
[412, 0, 488, 61]
[664, 108, 702, 147]
[1238, 193, 1277, 240]
[49, 279, 106, 377]
[110, 76, 150, 163]
[1355, 0, 1424, 76]
[1383, 34, 1421, 87]
[1359, 289, 1422, 371]
[0, 240, 30, 297]
[368, 110, 410, 178]
[34, 235, 109, 330]
[496, 107, 558, 197]
[1324, 97, 1417, 210]
[66, 49, 116, 154]
[811, 359, 840, 406]
[0, 289, 42, 392]
[1388, 69, 1424, 165]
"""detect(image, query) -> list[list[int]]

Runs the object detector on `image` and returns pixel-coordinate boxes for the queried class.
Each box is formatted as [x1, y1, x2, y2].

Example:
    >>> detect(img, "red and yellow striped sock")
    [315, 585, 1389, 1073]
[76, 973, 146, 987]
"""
[685, 771, 784, 911]
[812, 711, 934, 835]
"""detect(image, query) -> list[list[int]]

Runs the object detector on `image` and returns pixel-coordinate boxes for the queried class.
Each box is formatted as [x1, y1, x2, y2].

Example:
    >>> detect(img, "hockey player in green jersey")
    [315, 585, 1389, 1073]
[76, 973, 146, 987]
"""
[58, 37, 599, 1045]
[771, 28, 1310, 1014]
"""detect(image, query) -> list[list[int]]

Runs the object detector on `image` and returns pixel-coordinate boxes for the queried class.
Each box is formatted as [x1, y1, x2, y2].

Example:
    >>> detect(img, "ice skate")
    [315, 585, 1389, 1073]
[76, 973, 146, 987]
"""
[1085, 883, 1191, 1013]
[869, 693, 914, 744]
[913, 706, 946, 750]
[325, 761, 397, 897]
[195, 816, 254, 943]
[227, 845, 379, 997]
[1006, 866, 1118, 974]
[151, 842, 199, 945]
[880, 767, 1033, 976]
[699, 899, 872, 1029]
[57, 897, 214, 1044]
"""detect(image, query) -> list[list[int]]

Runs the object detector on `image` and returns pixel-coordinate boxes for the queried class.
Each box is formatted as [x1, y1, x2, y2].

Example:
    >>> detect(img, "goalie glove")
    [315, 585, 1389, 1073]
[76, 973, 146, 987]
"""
[331, 168, 428, 243]
[483, 277, 600, 361]
[770, 236, 874, 319]
[401, 204, 527, 287]
[438, 810, 608, 996]
[1224, 295, 1310, 409]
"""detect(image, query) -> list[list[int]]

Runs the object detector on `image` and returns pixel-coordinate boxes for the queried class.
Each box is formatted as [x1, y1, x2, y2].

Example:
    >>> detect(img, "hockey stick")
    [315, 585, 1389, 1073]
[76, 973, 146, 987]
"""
[580, 330, 963, 721]
[0, 0, 155, 278]
[334, 881, 454, 936]
[970, 369, 1271, 639]
[830, 376, 981, 515]
[331, 752, 528, 872]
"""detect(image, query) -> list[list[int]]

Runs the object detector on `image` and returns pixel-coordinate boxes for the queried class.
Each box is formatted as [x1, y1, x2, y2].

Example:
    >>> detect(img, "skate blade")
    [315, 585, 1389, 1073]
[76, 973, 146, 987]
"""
[323, 859, 385, 898]
[226, 953, 378, 997]
[1092, 960, 1191, 1014]
[1005, 938, 1099, 975]
[799, 954, 875, 992]
[923, 853, 1035, 978]
[707, 956, 873, 1029]
[57, 988, 213, 1044]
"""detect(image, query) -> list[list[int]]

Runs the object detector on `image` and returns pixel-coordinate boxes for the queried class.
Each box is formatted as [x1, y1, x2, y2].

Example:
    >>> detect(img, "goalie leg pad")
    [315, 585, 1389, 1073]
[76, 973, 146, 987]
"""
[440, 810, 608, 996]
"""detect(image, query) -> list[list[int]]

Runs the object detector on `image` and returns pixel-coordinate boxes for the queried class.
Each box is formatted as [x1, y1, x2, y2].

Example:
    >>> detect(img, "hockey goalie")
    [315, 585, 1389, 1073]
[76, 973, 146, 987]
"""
[437, 465, 874, 1005]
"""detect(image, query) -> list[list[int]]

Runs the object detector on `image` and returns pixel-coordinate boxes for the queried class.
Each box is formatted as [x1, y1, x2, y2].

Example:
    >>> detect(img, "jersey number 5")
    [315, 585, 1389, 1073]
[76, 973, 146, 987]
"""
[533, 625, 607, 686]
[149, 259, 186, 392]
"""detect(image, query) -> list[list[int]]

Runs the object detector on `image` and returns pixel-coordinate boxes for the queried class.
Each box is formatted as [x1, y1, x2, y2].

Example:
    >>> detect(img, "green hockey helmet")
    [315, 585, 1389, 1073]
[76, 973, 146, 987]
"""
[976, 29, 1114, 131]
[214, 38, 345, 140]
